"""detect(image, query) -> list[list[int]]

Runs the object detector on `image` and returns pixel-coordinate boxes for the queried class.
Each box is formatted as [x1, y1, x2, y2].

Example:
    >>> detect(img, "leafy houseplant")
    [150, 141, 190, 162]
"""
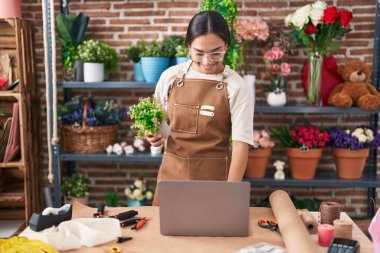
[285, 1, 353, 106]
[61, 173, 90, 205]
[200, 0, 242, 70]
[162, 36, 185, 59]
[106, 189, 122, 207]
[174, 44, 190, 65]
[77, 39, 119, 82]
[271, 125, 329, 179]
[140, 41, 170, 82]
[56, 13, 89, 80]
[245, 130, 275, 179]
[128, 96, 165, 138]
[124, 179, 154, 206]
[328, 126, 380, 179]
[126, 40, 147, 82]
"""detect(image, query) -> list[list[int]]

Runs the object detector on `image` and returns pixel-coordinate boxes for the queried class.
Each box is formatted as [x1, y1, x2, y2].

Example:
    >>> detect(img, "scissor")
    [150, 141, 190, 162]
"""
[258, 219, 282, 239]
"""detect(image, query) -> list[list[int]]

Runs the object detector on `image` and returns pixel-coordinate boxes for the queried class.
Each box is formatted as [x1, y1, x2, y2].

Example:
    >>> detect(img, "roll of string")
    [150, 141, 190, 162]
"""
[333, 219, 353, 239]
[320, 201, 341, 225]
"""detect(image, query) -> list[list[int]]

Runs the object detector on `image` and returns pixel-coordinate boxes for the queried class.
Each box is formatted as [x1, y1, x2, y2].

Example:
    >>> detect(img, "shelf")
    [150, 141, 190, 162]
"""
[58, 81, 157, 89]
[255, 104, 380, 114]
[0, 191, 25, 207]
[60, 152, 162, 163]
[244, 171, 380, 188]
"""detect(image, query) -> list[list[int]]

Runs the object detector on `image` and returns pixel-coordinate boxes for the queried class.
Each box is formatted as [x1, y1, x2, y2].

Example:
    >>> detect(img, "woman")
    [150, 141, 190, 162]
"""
[147, 11, 254, 205]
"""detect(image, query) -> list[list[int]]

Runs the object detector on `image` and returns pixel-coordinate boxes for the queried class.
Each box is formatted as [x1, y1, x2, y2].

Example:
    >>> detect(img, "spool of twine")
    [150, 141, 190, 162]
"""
[333, 219, 353, 239]
[320, 201, 341, 225]
[299, 210, 318, 234]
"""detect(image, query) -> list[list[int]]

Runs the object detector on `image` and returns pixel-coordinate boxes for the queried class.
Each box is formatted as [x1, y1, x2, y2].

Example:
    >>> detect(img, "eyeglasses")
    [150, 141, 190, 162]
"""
[188, 49, 226, 62]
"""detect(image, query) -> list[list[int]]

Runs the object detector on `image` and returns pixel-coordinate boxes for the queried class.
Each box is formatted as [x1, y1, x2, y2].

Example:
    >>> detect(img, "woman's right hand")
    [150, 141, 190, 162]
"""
[146, 134, 165, 147]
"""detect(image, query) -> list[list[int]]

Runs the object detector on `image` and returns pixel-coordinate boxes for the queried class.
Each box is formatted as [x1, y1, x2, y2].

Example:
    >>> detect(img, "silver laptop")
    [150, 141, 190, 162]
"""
[159, 180, 250, 237]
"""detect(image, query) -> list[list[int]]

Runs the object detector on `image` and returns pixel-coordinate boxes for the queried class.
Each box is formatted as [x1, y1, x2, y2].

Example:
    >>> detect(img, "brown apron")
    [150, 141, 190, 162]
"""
[153, 61, 232, 205]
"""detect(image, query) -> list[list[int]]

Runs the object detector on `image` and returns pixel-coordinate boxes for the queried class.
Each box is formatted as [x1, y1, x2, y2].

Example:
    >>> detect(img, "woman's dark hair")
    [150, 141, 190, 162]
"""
[186, 11, 230, 47]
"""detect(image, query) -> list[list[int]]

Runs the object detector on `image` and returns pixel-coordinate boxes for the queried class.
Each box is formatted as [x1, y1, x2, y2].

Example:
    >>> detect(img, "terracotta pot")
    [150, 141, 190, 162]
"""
[65, 196, 89, 206]
[245, 148, 272, 179]
[332, 148, 369, 179]
[285, 148, 322, 179]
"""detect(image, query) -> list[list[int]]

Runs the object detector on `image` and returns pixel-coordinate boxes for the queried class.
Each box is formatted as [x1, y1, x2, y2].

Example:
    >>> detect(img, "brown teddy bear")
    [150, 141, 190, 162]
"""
[328, 59, 380, 110]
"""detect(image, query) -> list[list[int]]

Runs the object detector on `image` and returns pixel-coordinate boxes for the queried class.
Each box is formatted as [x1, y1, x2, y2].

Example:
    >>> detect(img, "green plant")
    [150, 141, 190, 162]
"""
[56, 13, 89, 68]
[126, 40, 147, 63]
[175, 45, 188, 57]
[61, 173, 90, 198]
[163, 36, 186, 58]
[140, 41, 170, 57]
[106, 189, 122, 207]
[200, 0, 242, 70]
[77, 40, 119, 73]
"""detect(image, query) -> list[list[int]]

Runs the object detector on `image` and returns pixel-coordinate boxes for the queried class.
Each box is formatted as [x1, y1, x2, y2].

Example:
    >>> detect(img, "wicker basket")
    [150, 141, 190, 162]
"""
[61, 100, 118, 154]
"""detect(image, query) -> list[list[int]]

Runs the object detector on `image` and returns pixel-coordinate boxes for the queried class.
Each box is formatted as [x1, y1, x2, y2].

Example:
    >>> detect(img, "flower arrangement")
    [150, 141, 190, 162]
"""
[263, 47, 291, 92]
[58, 96, 127, 126]
[77, 39, 119, 73]
[251, 130, 275, 150]
[285, 1, 352, 56]
[271, 125, 329, 149]
[61, 173, 90, 198]
[128, 96, 166, 138]
[328, 126, 380, 150]
[124, 179, 154, 201]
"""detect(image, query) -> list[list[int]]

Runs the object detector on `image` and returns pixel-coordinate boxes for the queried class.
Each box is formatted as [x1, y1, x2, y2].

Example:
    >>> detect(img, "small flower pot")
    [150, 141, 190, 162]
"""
[84, 62, 104, 82]
[141, 57, 170, 82]
[267, 91, 287, 107]
[133, 61, 145, 82]
[285, 148, 322, 179]
[127, 199, 147, 207]
[150, 145, 163, 156]
[74, 60, 84, 81]
[245, 148, 272, 179]
[332, 148, 369, 179]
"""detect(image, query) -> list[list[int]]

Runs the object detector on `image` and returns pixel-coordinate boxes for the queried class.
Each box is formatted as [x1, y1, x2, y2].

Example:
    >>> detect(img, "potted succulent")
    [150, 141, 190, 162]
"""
[126, 40, 147, 82]
[328, 126, 380, 179]
[271, 125, 329, 179]
[61, 173, 90, 205]
[124, 179, 154, 206]
[140, 41, 170, 82]
[56, 12, 89, 81]
[77, 39, 119, 82]
[175, 44, 190, 65]
[105, 189, 122, 207]
[263, 47, 291, 106]
[245, 130, 275, 179]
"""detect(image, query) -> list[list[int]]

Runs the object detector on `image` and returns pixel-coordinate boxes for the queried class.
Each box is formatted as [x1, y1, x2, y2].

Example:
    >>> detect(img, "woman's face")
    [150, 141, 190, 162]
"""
[189, 33, 227, 74]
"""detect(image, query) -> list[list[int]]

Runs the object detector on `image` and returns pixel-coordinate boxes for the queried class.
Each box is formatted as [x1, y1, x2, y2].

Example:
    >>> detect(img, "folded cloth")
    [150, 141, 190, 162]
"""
[369, 208, 380, 253]
[20, 218, 121, 251]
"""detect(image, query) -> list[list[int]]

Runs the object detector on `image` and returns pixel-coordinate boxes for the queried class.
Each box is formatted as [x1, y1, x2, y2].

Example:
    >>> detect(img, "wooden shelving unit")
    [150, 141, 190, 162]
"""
[0, 18, 41, 224]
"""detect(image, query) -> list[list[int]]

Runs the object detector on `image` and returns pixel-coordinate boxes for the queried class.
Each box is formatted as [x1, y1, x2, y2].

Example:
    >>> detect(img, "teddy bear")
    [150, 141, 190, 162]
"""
[328, 59, 380, 110]
[273, 160, 285, 180]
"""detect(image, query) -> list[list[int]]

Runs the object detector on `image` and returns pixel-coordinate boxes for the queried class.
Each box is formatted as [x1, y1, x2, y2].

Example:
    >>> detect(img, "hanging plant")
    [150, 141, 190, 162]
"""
[200, 0, 242, 70]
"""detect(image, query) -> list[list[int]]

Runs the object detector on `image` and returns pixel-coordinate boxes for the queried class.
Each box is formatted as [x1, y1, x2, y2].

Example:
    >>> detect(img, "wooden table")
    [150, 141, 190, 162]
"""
[58, 202, 376, 253]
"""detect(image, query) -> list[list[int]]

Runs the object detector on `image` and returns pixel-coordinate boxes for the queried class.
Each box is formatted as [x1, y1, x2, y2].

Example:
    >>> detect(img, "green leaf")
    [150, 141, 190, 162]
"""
[330, 43, 341, 51]
[56, 14, 74, 46]
[70, 12, 89, 46]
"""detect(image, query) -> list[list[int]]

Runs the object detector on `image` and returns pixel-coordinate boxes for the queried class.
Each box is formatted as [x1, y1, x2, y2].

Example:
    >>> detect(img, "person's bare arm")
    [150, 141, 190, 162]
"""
[227, 140, 248, 181]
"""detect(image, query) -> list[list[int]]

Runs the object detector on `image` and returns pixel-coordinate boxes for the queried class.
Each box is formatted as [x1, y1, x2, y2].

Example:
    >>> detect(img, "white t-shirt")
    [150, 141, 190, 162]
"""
[154, 61, 254, 146]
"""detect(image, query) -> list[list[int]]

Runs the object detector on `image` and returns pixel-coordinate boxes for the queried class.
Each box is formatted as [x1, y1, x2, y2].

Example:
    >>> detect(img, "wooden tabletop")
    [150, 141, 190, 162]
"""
[57, 202, 374, 253]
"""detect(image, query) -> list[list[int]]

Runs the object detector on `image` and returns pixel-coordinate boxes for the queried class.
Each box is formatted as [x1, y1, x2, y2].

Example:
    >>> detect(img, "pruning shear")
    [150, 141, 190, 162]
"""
[258, 219, 282, 239]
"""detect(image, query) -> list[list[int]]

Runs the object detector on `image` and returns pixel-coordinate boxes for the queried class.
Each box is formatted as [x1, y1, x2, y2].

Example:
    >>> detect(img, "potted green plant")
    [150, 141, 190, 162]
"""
[126, 40, 147, 82]
[61, 173, 90, 205]
[106, 189, 122, 207]
[56, 12, 89, 81]
[140, 41, 170, 82]
[174, 44, 190, 65]
[162, 36, 186, 66]
[77, 39, 119, 82]
[124, 179, 154, 206]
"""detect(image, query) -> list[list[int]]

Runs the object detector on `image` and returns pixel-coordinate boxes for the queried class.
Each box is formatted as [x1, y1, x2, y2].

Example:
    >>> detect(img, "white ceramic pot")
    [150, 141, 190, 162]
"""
[84, 62, 104, 82]
[150, 145, 163, 156]
[243, 75, 255, 104]
[267, 91, 287, 107]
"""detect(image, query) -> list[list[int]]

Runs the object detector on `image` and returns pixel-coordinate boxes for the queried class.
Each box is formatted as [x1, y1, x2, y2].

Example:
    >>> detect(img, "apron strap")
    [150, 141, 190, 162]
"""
[216, 65, 230, 90]
[177, 60, 192, 87]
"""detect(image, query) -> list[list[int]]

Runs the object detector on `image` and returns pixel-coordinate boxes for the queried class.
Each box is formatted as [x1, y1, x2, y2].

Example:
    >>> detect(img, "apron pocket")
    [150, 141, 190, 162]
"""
[172, 103, 199, 134]
[188, 157, 228, 181]
[159, 153, 189, 180]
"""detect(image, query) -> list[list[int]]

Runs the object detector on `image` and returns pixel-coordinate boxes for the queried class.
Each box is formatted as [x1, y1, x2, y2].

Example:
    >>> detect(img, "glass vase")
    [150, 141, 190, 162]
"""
[307, 54, 323, 106]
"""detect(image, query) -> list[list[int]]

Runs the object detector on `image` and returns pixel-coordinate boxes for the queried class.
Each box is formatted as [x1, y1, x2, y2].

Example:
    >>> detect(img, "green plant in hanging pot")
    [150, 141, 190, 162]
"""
[126, 40, 147, 82]
[200, 0, 242, 70]
[77, 39, 119, 82]
[56, 12, 89, 81]
[61, 173, 90, 205]
[140, 41, 170, 82]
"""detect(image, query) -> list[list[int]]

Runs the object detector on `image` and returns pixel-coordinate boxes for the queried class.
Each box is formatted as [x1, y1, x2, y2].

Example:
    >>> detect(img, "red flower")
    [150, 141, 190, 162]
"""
[322, 6, 339, 24]
[339, 10, 353, 28]
[305, 24, 317, 34]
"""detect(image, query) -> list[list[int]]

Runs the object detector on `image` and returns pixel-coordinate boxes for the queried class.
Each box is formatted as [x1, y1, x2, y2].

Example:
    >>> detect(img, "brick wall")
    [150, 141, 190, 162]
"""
[21, 0, 379, 216]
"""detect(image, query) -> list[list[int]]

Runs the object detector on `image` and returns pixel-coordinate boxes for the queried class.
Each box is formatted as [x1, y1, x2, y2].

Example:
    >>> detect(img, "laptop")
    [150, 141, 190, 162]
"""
[159, 180, 250, 237]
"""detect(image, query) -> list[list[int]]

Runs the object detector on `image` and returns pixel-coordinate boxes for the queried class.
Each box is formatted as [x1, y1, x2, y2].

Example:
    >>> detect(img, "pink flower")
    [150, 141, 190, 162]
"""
[263, 50, 276, 61]
[271, 64, 280, 73]
[259, 137, 274, 149]
[236, 18, 269, 42]
[261, 130, 270, 138]
[253, 130, 261, 141]
[281, 63, 291, 76]
[271, 47, 284, 60]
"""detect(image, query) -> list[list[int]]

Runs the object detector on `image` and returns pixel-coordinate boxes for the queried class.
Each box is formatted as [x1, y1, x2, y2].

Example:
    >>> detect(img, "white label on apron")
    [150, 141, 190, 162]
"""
[200, 110, 214, 117]
[200, 105, 215, 111]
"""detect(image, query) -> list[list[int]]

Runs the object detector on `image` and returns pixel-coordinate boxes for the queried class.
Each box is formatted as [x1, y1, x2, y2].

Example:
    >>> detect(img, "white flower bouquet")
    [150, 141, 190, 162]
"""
[124, 179, 154, 201]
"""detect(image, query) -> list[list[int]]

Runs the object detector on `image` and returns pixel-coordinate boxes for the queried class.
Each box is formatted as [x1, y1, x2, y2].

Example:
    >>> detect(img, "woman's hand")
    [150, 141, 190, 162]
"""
[146, 134, 165, 147]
